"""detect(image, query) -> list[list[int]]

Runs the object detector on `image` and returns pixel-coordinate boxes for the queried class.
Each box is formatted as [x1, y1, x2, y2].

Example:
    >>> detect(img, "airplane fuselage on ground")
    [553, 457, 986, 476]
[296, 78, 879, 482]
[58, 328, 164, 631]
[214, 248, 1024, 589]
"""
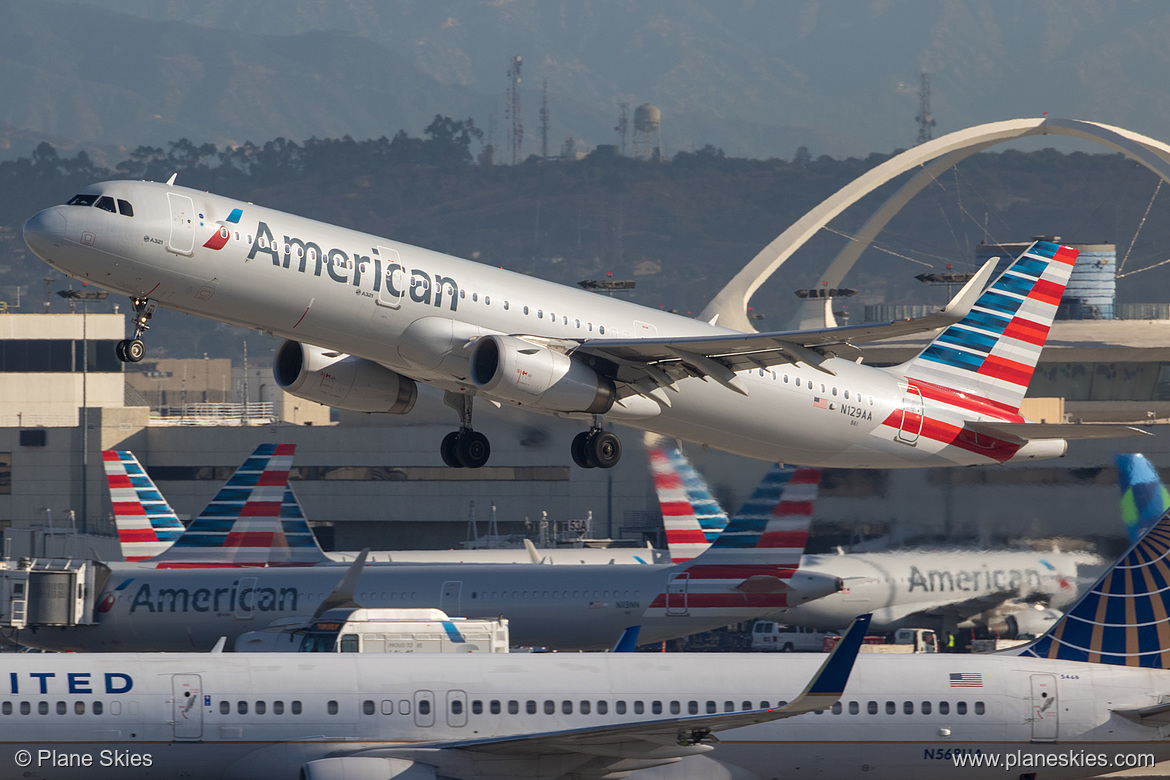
[0, 651, 1161, 780]
[18, 560, 835, 652]
[23, 180, 1067, 468]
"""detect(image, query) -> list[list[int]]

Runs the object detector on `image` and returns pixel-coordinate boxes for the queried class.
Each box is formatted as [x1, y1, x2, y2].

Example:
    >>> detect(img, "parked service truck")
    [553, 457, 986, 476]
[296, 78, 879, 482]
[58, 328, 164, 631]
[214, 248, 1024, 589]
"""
[233, 608, 510, 653]
[748, 621, 838, 652]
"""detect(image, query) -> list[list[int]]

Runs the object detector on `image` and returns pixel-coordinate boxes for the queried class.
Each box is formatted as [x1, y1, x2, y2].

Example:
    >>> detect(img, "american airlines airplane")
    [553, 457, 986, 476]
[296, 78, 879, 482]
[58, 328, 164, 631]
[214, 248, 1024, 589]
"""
[104, 446, 668, 564]
[23, 180, 1140, 470]
[5, 500, 1170, 779]
[649, 442, 1098, 635]
[19, 445, 839, 652]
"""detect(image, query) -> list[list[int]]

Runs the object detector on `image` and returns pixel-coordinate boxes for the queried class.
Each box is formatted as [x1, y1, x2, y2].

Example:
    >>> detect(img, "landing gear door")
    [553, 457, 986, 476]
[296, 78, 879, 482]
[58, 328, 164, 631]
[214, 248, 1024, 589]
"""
[1029, 674, 1058, 742]
[166, 192, 196, 256]
[171, 674, 203, 740]
[376, 246, 407, 309]
[896, 383, 924, 444]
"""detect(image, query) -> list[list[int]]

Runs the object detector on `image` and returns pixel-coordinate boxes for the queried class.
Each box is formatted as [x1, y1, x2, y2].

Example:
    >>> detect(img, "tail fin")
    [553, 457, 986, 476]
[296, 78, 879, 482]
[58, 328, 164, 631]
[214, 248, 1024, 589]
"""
[150, 443, 328, 567]
[1020, 501, 1170, 668]
[102, 450, 185, 561]
[648, 441, 729, 563]
[1116, 453, 1170, 543]
[895, 240, 1078, 414]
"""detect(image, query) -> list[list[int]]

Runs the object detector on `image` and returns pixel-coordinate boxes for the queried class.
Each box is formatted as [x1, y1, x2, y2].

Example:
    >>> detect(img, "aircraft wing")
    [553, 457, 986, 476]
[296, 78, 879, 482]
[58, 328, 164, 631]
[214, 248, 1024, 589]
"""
[965, 421, 1152, 441]
[572, 259, 995, 387]
[340, 615, 870, 774]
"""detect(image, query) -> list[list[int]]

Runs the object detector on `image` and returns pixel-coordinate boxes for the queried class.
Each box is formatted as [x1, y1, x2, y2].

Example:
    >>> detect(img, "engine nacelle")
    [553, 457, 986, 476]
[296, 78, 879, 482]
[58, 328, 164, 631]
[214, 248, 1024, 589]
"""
[469, 334, 614, 414]
[274, 340, 417, 414]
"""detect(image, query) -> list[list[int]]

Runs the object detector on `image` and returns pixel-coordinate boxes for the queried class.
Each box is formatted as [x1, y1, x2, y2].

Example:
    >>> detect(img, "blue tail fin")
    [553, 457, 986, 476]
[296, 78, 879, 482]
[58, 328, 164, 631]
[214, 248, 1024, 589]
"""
[1116, 453, 1170, 543]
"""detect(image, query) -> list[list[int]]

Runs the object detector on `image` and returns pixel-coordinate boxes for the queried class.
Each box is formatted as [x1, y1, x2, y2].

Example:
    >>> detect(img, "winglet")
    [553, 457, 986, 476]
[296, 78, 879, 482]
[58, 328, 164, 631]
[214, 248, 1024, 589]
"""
[610, 625, 642, 652]
[774, 613, 871, 716]
[310, 549, 369, 621]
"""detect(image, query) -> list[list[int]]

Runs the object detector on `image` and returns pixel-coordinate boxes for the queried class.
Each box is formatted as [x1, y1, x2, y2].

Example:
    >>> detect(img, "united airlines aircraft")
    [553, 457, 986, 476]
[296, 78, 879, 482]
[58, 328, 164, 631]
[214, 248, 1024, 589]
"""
[650, 441, 1098, 635]
[23, 180, 1141, 469]
[5, 500, 1170, 779]
[20, 445, 839, 652]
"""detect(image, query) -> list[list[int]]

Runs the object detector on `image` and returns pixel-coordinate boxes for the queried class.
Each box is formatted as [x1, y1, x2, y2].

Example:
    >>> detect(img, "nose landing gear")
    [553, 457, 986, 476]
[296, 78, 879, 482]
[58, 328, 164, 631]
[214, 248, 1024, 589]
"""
[115, 297, 157, 364]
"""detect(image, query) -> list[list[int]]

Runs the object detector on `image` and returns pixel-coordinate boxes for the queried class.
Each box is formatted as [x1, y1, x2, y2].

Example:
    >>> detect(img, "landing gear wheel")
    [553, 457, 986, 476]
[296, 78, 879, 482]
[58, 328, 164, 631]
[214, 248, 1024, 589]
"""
[455, 430, 491, 469]
[115, 340, 128, 362]
[571, 431, 596, 469]
[123, 338, 146, 363]
[440, 431, 464, 468]
[587, 430, 622, 469]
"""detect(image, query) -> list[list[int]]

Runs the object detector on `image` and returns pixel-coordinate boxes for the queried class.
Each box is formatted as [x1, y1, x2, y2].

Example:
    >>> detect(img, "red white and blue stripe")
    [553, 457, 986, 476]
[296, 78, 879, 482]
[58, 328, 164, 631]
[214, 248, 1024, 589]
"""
[102, 450, 185, 562]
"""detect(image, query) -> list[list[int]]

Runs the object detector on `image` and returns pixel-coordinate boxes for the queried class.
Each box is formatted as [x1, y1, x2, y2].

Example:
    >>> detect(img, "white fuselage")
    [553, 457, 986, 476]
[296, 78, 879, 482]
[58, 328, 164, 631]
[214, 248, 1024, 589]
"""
[23, 180, 1065, 468]
[0, 651, 1163, 780]
[777, 549, 1098, 632]
[19, 558, 832, 652]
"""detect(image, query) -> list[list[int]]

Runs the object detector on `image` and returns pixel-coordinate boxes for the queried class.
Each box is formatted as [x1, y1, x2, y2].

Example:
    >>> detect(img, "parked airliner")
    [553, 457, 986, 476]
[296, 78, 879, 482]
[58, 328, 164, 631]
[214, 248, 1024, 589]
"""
[650, 441, 1098, 635]
[6, 500, 1170, 779]
[23, 180, 1141, 469]
[17, 445, 839, 652]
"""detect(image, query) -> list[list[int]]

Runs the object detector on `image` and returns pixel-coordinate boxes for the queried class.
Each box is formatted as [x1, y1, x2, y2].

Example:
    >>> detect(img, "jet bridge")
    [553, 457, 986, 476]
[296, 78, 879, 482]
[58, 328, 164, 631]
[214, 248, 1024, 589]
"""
[0, 558, 103, 629]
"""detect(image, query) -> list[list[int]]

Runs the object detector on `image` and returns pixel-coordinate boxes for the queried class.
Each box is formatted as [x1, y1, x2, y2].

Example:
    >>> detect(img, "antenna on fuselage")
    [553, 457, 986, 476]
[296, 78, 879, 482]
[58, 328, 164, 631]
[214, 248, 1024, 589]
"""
[166, 173, 178, 186]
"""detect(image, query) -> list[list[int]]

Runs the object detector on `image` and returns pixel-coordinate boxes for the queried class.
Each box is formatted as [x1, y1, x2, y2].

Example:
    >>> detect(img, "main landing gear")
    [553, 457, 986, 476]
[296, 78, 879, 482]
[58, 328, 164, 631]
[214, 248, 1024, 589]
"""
[115, 297, 157, 364]
[570, 418, 622, 469]
[441, 392, 492, 469]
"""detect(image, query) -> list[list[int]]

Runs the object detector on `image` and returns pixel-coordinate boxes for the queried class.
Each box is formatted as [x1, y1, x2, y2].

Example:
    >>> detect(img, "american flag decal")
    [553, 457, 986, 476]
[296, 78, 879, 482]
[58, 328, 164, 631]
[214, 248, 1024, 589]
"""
[812, 397, 828, 409]
[949, 672, 983, 688]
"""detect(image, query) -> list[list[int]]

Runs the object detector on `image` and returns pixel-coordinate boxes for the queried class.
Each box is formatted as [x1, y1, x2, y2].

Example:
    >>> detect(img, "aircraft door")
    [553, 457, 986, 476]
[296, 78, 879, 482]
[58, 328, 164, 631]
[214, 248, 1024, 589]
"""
[376, 246, 407, 309]
[1029, 674, 1058, 741]
[446, 690, 468, 728]
[440, 581, 462, 616]
[666, 573, 690, 616]
[896, 383, 924, 444]
[166, 192, 196, 256]
[234, 577, 257, 620]
[414, 690, 435, 728]
[171, 674, 203, 740]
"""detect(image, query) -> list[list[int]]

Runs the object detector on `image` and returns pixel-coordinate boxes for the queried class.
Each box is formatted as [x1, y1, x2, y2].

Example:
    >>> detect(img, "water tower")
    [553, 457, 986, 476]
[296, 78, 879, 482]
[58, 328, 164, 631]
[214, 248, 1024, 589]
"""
[632, 103, 662, 160]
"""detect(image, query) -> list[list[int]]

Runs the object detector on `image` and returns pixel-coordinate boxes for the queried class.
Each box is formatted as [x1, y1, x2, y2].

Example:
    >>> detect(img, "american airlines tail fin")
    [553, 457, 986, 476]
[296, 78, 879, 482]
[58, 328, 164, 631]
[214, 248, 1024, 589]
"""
[647, 440, 729, 563]
[661, 462, 837, 616]
[150, 443, 329, 568]
[895, 239, 1077, 415]
[1116, 453, 1170, 543]
[1021, 497, 1170, 668]
[102, 450, 185, 561]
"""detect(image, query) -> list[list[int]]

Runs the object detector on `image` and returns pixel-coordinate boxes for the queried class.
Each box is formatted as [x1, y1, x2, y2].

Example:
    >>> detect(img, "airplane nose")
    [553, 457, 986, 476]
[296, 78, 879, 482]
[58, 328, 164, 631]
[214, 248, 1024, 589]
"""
[23, 208, 67, 258]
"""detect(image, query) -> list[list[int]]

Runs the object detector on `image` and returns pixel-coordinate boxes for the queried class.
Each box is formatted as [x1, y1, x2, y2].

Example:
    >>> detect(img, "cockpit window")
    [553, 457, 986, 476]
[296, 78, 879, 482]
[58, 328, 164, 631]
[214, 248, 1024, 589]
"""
[96, 196, 117, 213]
[117, 199, 134, 217]
[66, 194, 98, 207]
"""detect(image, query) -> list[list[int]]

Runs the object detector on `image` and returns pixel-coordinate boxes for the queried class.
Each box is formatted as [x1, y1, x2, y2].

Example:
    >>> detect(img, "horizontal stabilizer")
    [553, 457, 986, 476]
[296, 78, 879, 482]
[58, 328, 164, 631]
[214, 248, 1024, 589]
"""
[734, 575, 790, 593]
[965, 421, 1152, 442]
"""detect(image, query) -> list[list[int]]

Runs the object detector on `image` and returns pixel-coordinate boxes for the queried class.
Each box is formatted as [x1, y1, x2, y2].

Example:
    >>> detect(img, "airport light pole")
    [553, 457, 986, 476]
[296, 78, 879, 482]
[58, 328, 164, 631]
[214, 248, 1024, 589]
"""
[56, 287, 108, 535]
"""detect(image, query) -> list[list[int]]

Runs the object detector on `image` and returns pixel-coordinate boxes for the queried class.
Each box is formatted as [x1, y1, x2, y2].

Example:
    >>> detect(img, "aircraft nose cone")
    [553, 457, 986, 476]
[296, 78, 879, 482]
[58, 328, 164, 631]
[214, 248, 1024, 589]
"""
[23, 207, 67, 258]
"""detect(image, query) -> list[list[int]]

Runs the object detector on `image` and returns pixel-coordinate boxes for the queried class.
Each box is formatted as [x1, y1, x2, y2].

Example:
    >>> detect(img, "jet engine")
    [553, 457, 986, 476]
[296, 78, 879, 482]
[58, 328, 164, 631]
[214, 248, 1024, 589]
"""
[274, 340, 417, 414]
[468, 334, 614, 414]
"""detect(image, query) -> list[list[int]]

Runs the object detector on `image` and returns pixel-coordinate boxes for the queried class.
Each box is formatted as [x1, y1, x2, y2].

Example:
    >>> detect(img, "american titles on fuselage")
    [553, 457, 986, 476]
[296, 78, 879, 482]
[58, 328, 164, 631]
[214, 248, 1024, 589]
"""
[906, 564, 1046, 593]
[246, 220, 461, 310]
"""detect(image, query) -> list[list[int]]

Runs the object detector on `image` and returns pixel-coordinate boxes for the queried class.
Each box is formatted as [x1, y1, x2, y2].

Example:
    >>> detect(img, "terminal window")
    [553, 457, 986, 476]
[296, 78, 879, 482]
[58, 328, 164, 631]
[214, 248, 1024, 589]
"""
[0, 340, 123, 373]
[0, 453, 9, 494]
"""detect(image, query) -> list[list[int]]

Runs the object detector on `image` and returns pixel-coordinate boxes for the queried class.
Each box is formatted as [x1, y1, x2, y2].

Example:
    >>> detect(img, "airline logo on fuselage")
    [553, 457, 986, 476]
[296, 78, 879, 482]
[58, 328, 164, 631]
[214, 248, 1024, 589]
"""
[8, 672, 132, 695]
[126, 580, 299, 613]
[907, 564, 1045, 593]
[246, 221, 461, 311]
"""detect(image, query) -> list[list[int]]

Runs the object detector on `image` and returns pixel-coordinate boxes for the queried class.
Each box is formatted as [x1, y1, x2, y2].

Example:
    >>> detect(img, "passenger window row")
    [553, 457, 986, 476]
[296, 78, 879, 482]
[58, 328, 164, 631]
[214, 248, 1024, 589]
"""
[2, 700, 107, 715]
[217, 699, 303, 715]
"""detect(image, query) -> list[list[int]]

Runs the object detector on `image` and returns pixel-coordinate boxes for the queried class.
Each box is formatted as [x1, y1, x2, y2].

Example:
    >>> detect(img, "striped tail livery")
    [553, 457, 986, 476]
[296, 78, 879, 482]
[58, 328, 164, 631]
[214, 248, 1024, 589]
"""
[102, 450, 186, 561]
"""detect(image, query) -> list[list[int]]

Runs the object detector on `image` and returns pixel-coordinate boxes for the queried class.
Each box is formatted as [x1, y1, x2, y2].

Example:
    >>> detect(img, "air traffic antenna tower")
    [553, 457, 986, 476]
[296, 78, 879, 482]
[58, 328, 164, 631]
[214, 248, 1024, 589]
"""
[507, 55, 523, 164]
[916, 72, 936, 145]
